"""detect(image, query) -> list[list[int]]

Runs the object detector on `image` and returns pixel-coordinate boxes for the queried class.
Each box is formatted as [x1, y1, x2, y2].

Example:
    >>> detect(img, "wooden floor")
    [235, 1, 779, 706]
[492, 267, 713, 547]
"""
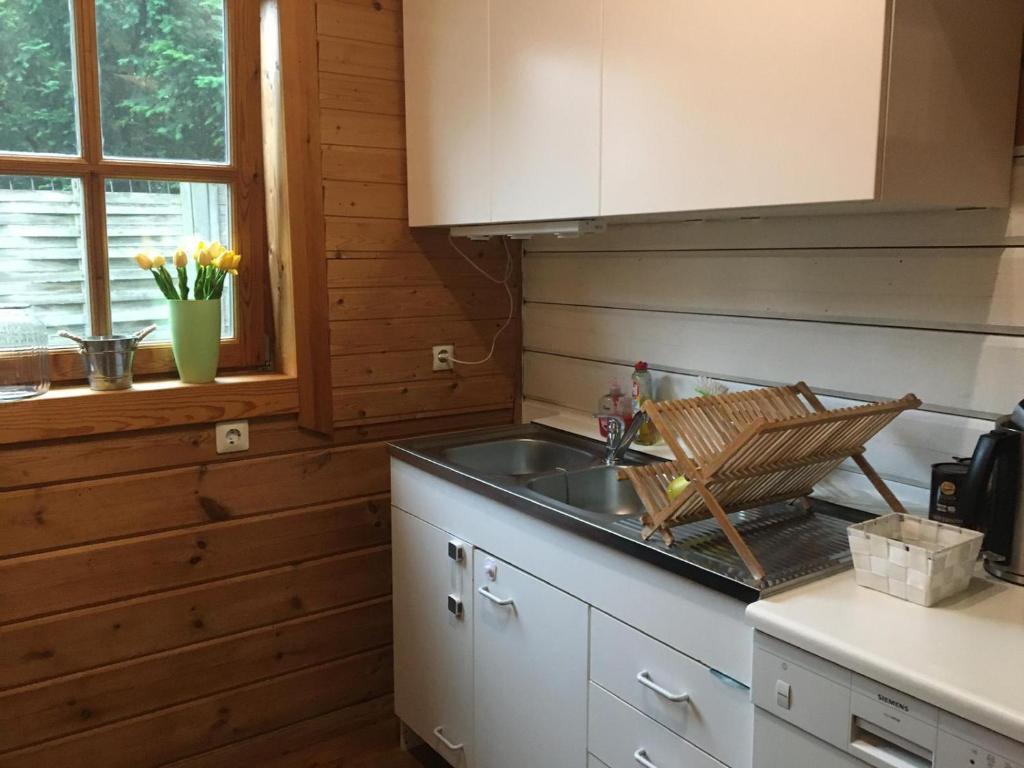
[372, 746, 448, 768]
[311, 744, 446, 768]
[258, 718, 448, 768]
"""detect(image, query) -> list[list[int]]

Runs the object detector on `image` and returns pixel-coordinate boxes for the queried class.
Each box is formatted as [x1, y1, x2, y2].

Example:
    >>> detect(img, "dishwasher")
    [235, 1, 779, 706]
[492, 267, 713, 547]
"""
[751, 632, 1024, 768]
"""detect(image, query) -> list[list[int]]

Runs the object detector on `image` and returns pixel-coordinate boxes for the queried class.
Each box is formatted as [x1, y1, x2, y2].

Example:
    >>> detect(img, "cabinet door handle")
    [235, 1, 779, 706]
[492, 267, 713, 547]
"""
[477, 585, 515, 607]
[447, 540, 465, 562]
[636, 670, 691, 703]
[447, 594, 464, 619]
[432, 726, 464, 752]
[633, 748, 659, 768]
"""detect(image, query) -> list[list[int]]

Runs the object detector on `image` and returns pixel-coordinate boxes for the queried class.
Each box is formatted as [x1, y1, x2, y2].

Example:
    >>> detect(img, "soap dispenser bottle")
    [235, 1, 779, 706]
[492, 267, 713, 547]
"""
[597, 381, 630, 438]
[631, 361, 659, 445]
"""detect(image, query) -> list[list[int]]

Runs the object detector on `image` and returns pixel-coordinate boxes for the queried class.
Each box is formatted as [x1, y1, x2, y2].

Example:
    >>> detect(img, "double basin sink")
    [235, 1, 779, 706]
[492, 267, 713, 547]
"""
[441, 433, 650, 519]
[392, 423, 871, 600]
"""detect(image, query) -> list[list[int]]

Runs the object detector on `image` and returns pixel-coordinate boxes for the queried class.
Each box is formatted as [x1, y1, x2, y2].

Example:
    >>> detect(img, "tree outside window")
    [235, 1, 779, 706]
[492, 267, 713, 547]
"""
[0, 0, 267, 379]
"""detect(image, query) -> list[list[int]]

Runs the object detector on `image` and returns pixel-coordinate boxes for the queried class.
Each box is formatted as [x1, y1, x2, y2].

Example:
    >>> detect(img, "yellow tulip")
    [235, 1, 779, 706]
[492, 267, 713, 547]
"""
[207, 241, 227, 260]
[192, 241, 207, 263]
[196, 247, 214, 267]
[173, 249, 188, 269]
[134, 252, 154, 271]
[216, 250, 242, 272]
[151, 254, 166, 269]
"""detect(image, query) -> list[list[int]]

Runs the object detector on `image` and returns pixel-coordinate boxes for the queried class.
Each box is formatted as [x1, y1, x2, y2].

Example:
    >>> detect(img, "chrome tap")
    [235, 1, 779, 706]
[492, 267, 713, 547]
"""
[600, 411, 649, 465]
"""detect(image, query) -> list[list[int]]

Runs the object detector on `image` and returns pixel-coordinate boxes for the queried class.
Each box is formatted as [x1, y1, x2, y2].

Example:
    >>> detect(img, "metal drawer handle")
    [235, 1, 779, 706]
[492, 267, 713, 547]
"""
[433, 726, 464, 752]
[634, 748, 659, 768]
[637, 670, 691, 703]
[478, 585, 515, 607]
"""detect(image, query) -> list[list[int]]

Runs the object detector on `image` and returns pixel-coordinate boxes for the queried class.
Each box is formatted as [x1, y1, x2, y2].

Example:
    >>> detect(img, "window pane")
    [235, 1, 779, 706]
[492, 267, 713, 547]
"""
[107, 180, 234, 341]
[96, 0, 228, 163]
[0, 177, 90, 345]
[0, 0, 80, 156]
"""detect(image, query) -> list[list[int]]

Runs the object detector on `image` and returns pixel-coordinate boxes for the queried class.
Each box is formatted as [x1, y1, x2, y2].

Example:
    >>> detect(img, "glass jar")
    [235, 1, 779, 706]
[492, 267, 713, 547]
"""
[0, 306, 50, 401]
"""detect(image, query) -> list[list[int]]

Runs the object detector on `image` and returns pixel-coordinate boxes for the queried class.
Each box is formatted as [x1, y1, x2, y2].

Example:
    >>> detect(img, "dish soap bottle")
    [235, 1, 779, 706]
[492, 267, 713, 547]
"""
[631, 361, 658, 445]
[597, 381, 631, 438]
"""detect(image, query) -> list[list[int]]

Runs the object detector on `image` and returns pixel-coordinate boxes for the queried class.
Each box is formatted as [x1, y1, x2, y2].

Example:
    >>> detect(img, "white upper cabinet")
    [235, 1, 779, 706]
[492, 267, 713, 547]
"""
[404, 0, 1024, 226]
[601, 0, 1023, 217]
[601, 0, 888, 215]
[489, 0, 602, 222]
[404, 0, 491, 227]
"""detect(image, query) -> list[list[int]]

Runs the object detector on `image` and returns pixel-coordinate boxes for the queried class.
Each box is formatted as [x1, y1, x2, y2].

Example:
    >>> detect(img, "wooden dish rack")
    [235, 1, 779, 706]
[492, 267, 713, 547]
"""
[620, 382, 921, 581]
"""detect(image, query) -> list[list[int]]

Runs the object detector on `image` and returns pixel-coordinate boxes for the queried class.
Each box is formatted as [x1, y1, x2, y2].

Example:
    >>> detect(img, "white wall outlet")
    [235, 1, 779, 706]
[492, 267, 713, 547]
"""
[433, 344, 454, 371]
[215, 420, 250, 454]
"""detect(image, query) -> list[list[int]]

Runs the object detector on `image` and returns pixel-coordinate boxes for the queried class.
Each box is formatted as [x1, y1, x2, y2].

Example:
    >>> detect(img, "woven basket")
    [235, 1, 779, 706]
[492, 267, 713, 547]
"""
[847, 514, 982, 607]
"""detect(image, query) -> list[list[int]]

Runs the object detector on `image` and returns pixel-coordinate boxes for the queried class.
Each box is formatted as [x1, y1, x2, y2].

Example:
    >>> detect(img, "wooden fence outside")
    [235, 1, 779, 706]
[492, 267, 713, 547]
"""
[0, 182, 231, 342]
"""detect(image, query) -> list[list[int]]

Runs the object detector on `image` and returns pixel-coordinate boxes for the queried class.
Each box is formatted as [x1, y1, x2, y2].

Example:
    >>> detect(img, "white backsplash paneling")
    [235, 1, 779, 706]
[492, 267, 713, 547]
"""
[522, 161, 1024, 490]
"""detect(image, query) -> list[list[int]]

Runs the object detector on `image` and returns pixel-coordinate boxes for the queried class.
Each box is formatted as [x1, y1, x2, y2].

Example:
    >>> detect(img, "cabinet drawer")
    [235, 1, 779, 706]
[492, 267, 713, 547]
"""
[589, 683, 726, 768]
[590, 611, 752, 768]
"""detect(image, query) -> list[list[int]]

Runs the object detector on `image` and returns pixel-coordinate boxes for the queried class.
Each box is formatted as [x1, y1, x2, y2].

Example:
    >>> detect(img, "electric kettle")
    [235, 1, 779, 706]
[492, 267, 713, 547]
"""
[961, 400, 1024, 585]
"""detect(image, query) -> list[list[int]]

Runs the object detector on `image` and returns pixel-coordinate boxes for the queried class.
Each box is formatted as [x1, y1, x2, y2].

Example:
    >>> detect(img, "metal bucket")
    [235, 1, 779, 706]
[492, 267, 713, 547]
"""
[58, 325, 156, 391]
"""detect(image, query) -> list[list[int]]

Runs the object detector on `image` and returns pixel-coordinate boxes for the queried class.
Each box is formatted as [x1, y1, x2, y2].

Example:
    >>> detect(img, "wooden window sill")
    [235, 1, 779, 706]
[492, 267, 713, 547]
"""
[0, 373, 299, 445]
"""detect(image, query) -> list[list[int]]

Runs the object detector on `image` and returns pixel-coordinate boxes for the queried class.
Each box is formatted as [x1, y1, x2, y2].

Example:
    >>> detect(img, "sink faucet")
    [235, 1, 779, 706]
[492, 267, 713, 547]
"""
[599, 411, 649, 465]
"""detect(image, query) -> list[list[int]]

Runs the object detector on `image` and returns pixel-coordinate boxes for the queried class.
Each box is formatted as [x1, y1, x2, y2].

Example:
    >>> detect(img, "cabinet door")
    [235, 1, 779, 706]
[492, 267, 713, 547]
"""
[404, 0, 490, 226]
[490, 0, 602, 222]
[601, 0, 889, 216]
[473, 550, 588, 768]
[392, 509, 473, 766]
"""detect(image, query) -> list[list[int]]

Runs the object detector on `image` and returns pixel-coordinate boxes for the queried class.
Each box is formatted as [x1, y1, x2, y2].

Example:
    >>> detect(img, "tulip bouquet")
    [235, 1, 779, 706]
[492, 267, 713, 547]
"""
[134, 241, 242, 301]
[133, 240, 243, 384]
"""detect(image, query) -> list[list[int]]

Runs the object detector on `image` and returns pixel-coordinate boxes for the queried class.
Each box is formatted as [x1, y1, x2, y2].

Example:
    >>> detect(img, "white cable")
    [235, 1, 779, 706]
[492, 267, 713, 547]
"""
[443, 235, 515, 366]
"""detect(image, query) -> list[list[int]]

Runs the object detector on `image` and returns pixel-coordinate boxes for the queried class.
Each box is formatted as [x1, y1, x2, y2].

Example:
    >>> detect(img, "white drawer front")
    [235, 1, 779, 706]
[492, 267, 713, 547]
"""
[589, 683, 726, 768]
[590, 611, 752, 768]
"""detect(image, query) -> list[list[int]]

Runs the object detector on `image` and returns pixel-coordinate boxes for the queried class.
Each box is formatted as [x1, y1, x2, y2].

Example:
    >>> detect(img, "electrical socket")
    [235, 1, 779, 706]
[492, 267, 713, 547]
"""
[215, 420, 250, 454]
[433, 344, 454, 371]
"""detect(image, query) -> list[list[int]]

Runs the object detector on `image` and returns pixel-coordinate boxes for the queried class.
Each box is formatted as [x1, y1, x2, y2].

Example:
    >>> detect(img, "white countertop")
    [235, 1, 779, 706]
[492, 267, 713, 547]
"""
[747, 568, 1024, 742]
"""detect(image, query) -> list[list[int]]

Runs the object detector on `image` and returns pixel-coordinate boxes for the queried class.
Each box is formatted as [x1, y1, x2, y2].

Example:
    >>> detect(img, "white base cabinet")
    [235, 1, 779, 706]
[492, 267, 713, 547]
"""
[473, 550, 588, 768]
[392, 509, 473, 766]
[392, 461, 754, 768]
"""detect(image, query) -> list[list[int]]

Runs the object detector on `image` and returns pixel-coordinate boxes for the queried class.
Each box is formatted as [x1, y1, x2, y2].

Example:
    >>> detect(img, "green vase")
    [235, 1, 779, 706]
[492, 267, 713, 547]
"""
[168, 300, 221, 384]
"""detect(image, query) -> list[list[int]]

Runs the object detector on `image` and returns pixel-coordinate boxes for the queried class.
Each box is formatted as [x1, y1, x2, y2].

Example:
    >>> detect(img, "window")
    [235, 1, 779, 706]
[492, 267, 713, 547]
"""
[0, 0, 268, 381]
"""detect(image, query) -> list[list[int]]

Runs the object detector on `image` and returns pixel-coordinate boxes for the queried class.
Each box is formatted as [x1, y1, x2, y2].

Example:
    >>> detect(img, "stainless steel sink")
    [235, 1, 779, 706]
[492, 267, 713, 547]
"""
[441, 438, 597, 478]
[392, 423, 874, 598]
[527, 465, 646, 518]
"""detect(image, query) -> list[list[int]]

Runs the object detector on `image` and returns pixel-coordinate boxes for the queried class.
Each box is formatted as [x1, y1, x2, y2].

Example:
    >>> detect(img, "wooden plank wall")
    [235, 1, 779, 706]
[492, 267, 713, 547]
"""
[319, 0, 521, 429]
[0, 1, 519, 765]
[523, 161, 1024, 506]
